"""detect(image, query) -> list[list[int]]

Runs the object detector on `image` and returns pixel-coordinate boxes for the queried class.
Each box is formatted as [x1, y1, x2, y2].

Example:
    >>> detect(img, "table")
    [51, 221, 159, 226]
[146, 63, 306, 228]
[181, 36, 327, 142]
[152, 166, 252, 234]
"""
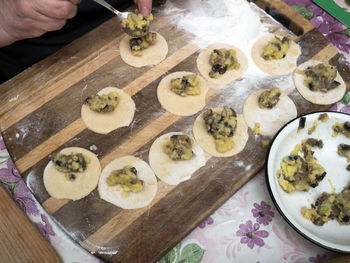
[0, 0, 349, 262]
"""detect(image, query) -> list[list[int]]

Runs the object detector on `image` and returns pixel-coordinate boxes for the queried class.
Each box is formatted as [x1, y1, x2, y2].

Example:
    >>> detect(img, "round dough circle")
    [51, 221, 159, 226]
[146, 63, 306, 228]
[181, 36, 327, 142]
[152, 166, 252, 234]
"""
[196, 43, 248, 85]
[43, 147, 101, 200]
[243, 90, 297, 136]
[149, 132, 206, 185]
[120, 32, 168, 68]
[98, 155, 158, 209]
[251, 35, 301, 75]
[193, 109, 249, 157]
[81, 87, 135, 134]
[157, 71, 209, 116]
[293, 60, 346, 105]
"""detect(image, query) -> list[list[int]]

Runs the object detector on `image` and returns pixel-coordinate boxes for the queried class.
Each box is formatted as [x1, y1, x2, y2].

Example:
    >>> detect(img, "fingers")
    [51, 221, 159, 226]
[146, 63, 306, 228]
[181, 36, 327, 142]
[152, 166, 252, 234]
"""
[135, 0, 152, 15]
[32, 0, 78, 19]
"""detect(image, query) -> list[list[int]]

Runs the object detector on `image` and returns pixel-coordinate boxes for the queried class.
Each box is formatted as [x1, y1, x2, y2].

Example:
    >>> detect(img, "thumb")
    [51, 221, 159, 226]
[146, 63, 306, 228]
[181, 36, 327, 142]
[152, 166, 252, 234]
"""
[135, 0, 152, 15]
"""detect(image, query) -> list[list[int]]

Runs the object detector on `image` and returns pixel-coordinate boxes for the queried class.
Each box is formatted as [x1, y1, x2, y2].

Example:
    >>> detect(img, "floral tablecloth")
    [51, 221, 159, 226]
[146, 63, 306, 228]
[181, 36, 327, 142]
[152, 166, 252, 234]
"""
[0, 0, 349, 262]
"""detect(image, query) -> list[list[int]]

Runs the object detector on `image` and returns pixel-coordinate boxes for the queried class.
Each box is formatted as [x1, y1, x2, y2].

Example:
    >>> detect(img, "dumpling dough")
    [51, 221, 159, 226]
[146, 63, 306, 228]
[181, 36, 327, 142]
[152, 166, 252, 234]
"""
[120, 32, 168, 68]
[149, 132, 206, 185]
[98, 155, 157, 209]
[197, 43, 248, 85]
[243, 90, 297, 136]
[293, 60, 346, 105]
[193, 109, 249, 157]
[43, 147, 101, 200]
[81, 87, 135, 134]
[157, 71, 209, 116]
[251, 35, 300, 75]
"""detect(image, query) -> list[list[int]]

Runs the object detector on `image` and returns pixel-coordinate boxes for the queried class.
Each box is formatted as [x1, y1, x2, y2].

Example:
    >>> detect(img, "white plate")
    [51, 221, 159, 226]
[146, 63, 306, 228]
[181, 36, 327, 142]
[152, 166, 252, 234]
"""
[266, 111, 350, 253]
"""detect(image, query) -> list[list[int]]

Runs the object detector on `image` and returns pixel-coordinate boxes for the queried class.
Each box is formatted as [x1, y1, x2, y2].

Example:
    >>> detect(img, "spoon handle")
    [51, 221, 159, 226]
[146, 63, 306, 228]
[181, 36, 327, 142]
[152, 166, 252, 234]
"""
[93, 0, 122, 17]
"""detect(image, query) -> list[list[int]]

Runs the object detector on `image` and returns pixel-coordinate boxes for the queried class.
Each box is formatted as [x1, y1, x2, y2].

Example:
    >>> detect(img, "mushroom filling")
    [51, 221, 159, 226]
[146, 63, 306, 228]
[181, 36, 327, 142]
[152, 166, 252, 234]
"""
[263, 36, 290, 60]
[338, 144, 350, 162]
[163, 134, 195, 161]
[332, 121, 350, 138]
[208, 48, 240, 79]
[169, 74, 200, 97]
[203, 107, 237, 153]
[277, 138, 326, 193]
[106, 165, 144, 192]
[49, 152, 90, 181]
[129, 32, 157, 56]
[121, 12, 153, 37]
[301, 183, 350, 226]
[85, 91, 119, 113]
[303, 62, 340, 92]
[258, 87, 281, 109]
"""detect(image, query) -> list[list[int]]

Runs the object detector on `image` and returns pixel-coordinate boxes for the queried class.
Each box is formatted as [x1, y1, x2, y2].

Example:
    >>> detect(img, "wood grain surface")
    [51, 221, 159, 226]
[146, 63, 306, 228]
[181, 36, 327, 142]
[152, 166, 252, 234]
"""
[0, 0, 349, 262]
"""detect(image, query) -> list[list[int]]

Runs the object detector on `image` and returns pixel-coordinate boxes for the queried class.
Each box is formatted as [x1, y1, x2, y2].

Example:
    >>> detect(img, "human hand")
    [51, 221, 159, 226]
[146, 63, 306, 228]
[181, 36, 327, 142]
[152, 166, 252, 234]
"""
[134, 0, 152, 15]
[0, 0, 81, 47]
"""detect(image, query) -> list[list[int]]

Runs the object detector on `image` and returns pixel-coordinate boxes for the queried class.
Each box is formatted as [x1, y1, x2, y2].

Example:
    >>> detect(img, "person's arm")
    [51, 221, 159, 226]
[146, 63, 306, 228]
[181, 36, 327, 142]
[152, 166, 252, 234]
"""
[0, 0, 81, 47]
[134, 0, 152, 15]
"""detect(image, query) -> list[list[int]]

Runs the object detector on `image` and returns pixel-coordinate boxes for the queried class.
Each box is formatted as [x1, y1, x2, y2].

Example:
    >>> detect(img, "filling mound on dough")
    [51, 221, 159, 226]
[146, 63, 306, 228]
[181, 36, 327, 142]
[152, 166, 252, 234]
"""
[85, 91, 119, 113]
[129, 32, 157, 56]
[169, 74, 200, 97]
[49, 152, 90, 181]
[263, 36, 290, 60]
[301, 183, 350, 226]
[277, 138, 326, 193]
[121, 12, 153, 37]
[258, 87, 281, 109]
[208, 48, 240, 79]
[333, 121, 350, 138]
[107, 165, 144, 192]
[203, 107, 237, 153]
[163, 134, 195, 161]
[303, 62, 340, 92]
[338, 144, 350, 162]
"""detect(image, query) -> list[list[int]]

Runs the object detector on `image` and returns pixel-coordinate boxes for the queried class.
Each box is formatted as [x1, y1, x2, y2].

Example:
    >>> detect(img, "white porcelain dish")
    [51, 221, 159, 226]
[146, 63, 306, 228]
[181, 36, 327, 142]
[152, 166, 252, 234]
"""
[266, 111, 350, 253]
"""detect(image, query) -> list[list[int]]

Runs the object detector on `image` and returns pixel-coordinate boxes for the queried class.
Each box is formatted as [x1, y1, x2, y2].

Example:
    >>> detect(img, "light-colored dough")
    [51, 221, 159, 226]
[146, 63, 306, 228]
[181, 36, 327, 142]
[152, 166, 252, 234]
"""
[196, 43, 248, 85]
[81, 87, 135, 134]
[251, 35, 301, 75]
[120, 32, 168, 68]
[193, 109, 249, 157]
[157, 71, 209, 116]
[98, 155, 157, 209]
[243, 90, 297, 136]
[293, 60, 346, 105]
[149, 132, 206, 185]
[43, 147, 101, 200]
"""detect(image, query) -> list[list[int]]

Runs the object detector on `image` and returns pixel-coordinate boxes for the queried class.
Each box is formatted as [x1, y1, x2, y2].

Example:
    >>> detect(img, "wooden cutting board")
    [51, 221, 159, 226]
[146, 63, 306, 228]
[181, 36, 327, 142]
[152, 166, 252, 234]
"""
[0, 0, 349, 262]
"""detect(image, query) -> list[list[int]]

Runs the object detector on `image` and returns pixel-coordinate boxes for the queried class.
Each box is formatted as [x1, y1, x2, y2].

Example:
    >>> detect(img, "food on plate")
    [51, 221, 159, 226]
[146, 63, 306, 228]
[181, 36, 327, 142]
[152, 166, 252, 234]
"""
[333, 121, 350, 138]
[43, 147, 101, 200]
[251, 34, 300, 75]
[277, 138, 326, 193]
[307, 113, 330, 135]
[81, 87, 135, 134]
[120, 32, 168, 67]
[338, 144, 350, 162]
[98, 155, 157, 209]
[298, 116, 306, 131]
[293, 60, 346, 105]
[301, 182, 350, 226]
[243, 87, 297, 136]
[149, 132, 206, 185]
[121, 12, 153, 37]
[197, 43, 248, 85]
[157, 71, 208, 116]
[193, 107, 248, 157]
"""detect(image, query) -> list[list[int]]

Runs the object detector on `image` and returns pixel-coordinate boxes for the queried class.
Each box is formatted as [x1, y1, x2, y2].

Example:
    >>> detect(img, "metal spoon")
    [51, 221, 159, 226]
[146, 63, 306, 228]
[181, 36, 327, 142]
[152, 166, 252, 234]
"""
[92, 0, 149, 37]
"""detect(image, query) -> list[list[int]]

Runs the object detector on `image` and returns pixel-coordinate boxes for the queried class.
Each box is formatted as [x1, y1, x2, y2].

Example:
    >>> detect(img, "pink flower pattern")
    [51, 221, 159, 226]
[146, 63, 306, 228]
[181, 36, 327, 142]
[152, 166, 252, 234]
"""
[236, 220, 269, 249]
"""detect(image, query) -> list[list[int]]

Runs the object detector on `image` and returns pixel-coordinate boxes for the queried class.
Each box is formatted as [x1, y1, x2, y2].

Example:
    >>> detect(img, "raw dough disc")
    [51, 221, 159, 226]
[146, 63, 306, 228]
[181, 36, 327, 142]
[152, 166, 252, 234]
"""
[157, 71, 209, 116]
[196, 43, 248, 85]
[43, 147, 101, 200]
[120, 32, 168, 68]
[98, 155, 158, 209]
[193, 109, 249, 157]
[293, 60, 346, 105]
[251, 35, 301, 75]
[149, 132, 206, 185]
[81, 87, 135, 134]
[243, 90, 297, 136]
